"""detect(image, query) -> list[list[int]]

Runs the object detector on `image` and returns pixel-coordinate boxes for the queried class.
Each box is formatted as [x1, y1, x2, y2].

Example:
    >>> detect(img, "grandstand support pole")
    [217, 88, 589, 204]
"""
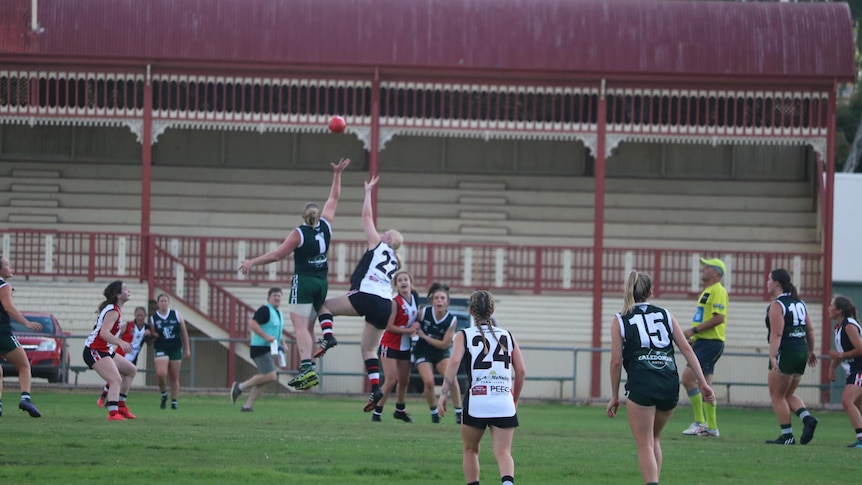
[590, 79, 607, 399]
[369, 67, 380, 223]
[819, 80, 837, 404]
[142, 65, 154, 300]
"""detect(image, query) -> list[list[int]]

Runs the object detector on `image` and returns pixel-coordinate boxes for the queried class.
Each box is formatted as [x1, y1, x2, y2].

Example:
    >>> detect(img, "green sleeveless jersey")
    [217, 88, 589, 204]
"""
[617, 303, 680, 400]
[765, 293, 809, 352]
[151, 309, 183, 351]
[293, 218, 332, 279]
[414, 307, 457, 355]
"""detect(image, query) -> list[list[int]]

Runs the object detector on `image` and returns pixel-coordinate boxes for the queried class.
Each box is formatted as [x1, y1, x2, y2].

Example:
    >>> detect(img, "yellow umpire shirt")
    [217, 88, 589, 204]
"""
[691, 281, 728, 342]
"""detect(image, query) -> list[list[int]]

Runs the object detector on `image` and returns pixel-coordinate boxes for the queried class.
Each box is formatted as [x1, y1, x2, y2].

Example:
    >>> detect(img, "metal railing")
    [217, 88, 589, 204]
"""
[1, 229, 824, 300]
[39, 336, 844, 406]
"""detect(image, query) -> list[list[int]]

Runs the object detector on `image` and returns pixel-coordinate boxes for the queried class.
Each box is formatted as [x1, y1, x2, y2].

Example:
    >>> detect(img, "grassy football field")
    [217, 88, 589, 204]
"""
[0, 390, 856, 484]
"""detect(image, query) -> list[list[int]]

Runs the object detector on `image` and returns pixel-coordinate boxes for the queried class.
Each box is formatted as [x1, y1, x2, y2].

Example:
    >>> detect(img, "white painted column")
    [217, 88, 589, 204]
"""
[267, 241, 278, 280]
[2, 234, 10, 259]
[336, 243, 347, 282]
[463, 247, 474, 287]
[723, 253, 733, 292]
[400, 245, 409, 271]
[792, 256, 802, 294]
[691, 253, 701, 293]
[624, 251, 634, 276]
[170, 238, 183, 297]
[44, 233, 54, 273]
[175, 265, 185, 299]
[494, 248, 505, 287]
[117, 236, 128, 275]
[236, 241, 248, 280]
[199, 279, 209, 314]
[562, 250, 573, 289]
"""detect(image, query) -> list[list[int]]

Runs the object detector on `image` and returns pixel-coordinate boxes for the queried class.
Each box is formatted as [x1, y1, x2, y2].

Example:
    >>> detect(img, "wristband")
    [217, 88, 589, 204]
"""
[692, 327, 699, 334]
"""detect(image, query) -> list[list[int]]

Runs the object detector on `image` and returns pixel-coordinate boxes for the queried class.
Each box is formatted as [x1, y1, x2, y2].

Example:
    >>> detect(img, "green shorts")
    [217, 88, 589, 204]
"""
[154, 347, 183, 361]
[413, 346, 450, 366]
[289, 274, 328, 311]
[770, 350, 809, 375]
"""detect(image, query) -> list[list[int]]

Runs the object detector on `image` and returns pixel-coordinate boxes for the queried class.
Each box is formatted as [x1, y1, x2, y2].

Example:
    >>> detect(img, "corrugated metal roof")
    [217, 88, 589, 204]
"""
[0, 0, 855, 81]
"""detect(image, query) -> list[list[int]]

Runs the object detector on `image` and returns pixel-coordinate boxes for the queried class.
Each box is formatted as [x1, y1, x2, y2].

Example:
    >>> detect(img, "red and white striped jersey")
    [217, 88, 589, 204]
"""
[84, 304, 121, 353]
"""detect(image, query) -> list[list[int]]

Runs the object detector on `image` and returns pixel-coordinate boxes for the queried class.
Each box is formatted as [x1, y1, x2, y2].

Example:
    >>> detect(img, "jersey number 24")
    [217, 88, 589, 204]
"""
[472, 334, 511, 370]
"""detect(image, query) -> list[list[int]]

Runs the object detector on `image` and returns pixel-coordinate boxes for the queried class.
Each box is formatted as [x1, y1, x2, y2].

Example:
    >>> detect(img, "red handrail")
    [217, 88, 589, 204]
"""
[1, 229, 824, 300]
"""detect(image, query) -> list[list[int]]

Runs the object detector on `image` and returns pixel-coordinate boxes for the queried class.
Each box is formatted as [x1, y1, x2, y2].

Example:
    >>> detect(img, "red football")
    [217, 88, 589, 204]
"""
[328, 115, 346, 133]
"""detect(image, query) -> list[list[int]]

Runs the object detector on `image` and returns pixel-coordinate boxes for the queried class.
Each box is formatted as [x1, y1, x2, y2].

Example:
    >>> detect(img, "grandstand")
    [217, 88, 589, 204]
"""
[0, 146, 818, 252]
[0, 0, 853, 403]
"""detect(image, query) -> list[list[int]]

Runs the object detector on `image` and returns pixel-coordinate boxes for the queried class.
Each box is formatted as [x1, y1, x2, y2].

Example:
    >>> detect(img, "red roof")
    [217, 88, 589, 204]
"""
[0, 0, 855, 82]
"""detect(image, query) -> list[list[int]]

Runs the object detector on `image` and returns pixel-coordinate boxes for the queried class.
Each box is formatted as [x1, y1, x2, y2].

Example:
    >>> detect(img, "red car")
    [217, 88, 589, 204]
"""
[1, 312, 70, 383]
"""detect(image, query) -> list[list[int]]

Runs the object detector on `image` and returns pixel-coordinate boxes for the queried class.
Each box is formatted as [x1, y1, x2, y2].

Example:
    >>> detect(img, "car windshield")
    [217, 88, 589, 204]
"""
[10, 315, 56, 334]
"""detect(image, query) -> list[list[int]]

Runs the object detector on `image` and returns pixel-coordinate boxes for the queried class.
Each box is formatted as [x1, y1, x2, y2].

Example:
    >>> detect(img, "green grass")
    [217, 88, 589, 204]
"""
[0, 390, 858, 484]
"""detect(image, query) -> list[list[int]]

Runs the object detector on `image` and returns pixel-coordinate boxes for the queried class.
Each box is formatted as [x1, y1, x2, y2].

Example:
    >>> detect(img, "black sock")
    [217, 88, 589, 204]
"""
[502, 475, 514, 485]
[20, 392, 31, 401]
[395, 402, 406, 412]
[364, 358, 380, 391]
[374, 405, 384, 414]
[318, 313, 334, 336]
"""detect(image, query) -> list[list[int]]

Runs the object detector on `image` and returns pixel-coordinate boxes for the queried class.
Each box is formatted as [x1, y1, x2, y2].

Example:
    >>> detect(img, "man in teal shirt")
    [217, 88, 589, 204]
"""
[230, 288, 286, 412]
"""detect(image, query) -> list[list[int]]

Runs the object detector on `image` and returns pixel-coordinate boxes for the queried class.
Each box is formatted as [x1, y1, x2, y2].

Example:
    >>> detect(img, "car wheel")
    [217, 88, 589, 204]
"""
[48, 368, 61, 383]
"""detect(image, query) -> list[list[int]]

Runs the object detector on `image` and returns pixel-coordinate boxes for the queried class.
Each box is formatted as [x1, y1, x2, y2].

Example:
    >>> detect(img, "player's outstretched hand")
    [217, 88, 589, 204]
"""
[365, 176, 379, 192]
[332, 158, 351, 172]
[238, 260, 254, 274]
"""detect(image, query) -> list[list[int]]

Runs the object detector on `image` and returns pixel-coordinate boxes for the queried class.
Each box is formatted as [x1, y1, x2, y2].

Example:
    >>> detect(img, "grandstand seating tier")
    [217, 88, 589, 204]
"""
[0, 162, 820, 252]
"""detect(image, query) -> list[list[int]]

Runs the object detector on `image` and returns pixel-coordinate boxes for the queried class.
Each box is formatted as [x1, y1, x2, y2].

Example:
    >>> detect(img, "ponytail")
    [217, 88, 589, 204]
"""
[468, 290, 499, 353]
[621, 270, 652, 315]
[770, 269, 798, 299]
[303, 203, 320, 226]
[98, 280, 124, 313]
[833, 295, 858, 320]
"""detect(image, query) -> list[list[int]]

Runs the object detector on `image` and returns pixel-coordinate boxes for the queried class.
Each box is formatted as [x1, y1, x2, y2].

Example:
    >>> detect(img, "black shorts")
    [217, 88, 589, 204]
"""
[380, 347, 411, 361]
[0, 330, 22, 355]
[461, 391, 519, 429]
[846, 372, 862, 387]
[83, 347, 114, 369]
[347, 291, 392, 330]
[626, 390, 679, 412]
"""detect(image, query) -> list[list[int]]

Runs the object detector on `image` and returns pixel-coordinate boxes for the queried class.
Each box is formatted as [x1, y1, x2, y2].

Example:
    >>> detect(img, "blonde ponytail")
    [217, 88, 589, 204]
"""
[621, 270, 652, 315]
[303, 203, 320, 226]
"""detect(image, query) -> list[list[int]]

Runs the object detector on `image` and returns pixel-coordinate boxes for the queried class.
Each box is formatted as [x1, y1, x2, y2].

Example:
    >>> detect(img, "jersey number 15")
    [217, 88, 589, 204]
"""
[628, 313, 670, 349]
